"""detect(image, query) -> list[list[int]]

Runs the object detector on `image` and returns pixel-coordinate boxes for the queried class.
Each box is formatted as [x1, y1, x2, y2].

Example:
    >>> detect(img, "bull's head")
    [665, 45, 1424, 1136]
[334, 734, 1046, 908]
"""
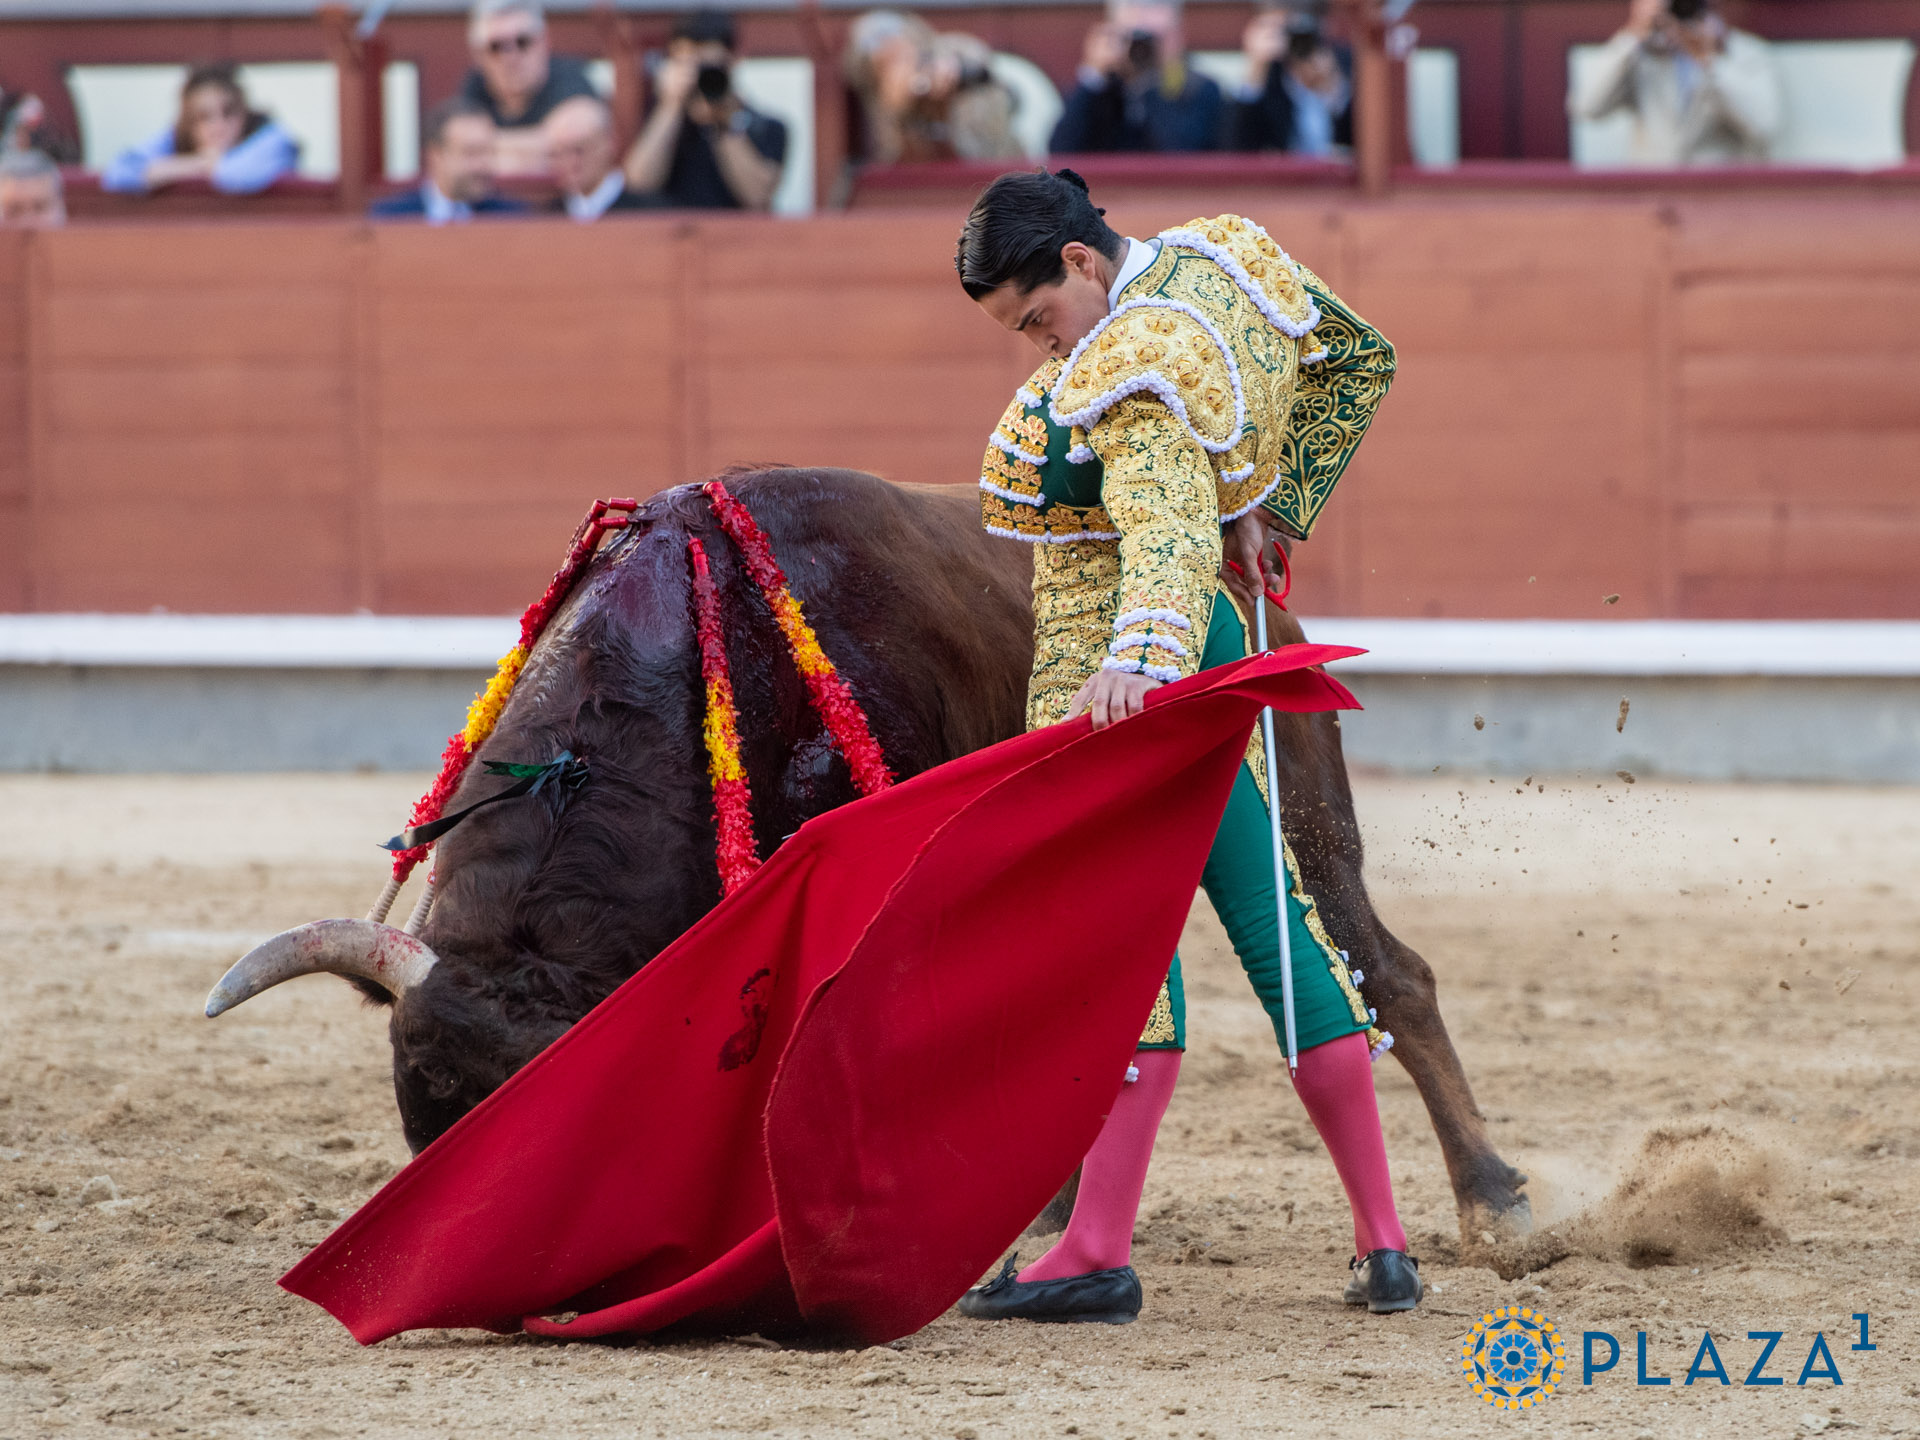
[205, 920, 560, 1154]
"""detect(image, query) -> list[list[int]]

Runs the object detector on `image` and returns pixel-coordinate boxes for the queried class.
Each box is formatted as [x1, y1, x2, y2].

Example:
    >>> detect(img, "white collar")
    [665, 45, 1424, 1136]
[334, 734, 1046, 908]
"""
[422, 180, 471, 225]
[1107, 236, 1158, 307]
[565, 169, 626, 222]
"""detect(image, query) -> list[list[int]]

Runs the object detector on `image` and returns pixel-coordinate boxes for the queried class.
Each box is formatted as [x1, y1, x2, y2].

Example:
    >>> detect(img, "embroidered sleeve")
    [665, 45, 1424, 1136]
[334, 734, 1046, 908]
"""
[1090, 397, 1222, 684]
[1261, 265, 1396, 539]
[1051, 302, 1242, 457]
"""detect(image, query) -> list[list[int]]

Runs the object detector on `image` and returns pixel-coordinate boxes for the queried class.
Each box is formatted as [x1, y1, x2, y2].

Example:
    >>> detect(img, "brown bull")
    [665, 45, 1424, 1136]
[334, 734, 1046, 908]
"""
[210, 468, 1530, 1241]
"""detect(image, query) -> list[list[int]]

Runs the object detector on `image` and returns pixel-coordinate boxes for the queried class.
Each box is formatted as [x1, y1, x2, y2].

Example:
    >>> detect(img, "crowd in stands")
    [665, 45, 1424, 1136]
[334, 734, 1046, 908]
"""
[0, 0, 1818, 228]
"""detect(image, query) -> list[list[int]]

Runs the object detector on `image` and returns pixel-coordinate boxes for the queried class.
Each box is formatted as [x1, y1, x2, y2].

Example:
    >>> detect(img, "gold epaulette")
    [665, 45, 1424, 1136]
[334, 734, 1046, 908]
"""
[1049, 300, 1242, 455]
[1158, 214, 1320, 339]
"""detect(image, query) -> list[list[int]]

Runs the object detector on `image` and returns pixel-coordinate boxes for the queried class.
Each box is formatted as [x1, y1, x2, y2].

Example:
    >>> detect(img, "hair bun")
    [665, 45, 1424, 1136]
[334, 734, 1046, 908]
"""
[1053, 167, 1090, 194]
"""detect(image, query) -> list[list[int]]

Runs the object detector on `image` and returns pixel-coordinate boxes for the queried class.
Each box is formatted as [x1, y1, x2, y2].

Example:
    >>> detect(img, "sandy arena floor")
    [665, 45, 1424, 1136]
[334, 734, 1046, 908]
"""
[2, 770, 1916, 1440]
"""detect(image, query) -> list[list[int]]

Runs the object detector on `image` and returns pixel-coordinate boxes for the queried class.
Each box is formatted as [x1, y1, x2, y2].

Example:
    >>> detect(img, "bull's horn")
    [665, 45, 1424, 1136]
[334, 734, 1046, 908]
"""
[204, 919, 440, 1019]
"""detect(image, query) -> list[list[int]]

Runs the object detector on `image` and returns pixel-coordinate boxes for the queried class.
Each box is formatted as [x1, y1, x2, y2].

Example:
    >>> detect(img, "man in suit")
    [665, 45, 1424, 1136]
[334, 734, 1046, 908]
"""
[370, 98, 529, 222]
[543, 96, 662, 220]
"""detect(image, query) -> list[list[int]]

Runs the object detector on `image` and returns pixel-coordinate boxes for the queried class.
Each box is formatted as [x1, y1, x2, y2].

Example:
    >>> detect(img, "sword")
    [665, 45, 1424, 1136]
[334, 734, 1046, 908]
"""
[1253, 571, 1299, 1074]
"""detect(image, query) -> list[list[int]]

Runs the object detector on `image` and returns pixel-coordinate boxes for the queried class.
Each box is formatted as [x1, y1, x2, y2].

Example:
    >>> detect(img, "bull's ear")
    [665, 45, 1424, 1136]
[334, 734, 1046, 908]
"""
[347, 976, 398, 1006]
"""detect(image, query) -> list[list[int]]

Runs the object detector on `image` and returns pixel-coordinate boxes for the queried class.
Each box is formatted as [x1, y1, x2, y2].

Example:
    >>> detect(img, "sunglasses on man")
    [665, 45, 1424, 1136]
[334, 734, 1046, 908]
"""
[485, 31, 539, 56]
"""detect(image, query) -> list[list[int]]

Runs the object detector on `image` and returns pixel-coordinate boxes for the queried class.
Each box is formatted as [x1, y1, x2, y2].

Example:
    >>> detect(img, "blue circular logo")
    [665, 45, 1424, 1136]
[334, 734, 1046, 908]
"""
[1462, 1306, 1566, 1411]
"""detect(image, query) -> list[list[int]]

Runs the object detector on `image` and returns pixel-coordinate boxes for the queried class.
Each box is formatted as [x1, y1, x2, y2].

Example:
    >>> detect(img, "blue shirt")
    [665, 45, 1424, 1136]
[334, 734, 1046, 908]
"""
[102, 120, 300, 195]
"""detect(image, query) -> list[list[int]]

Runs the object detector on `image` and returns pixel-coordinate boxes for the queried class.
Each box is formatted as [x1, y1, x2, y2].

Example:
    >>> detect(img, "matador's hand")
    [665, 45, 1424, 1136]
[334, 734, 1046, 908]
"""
[1069, 669, 1162, 729]
[1221, 510, 1287, 616]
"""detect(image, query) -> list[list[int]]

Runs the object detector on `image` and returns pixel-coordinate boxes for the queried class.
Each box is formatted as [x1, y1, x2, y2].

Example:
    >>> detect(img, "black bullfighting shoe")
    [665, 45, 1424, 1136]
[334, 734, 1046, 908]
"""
[957, 1256, 1143, 1325]
[1343, 1249, 1423, 1314]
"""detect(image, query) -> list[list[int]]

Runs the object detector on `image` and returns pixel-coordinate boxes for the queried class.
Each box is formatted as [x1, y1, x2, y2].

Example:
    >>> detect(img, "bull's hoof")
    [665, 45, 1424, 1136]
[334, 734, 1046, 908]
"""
[1458, 1176, 1534, 1249]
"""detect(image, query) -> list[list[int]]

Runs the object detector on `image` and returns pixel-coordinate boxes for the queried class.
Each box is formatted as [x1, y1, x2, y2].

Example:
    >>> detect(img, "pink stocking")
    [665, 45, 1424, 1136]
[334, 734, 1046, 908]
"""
[1290, 1030, 1408, 1257]
[1018, 1048, 1181, 1282]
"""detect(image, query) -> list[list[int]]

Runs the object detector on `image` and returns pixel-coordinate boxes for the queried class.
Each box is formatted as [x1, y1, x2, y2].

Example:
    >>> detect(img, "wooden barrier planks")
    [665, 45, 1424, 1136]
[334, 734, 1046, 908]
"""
[2, 194, 1917, 619]
[1670, 197, 1920, 617]
[23, 224, 359, 612]
[0, 233, 27, 612]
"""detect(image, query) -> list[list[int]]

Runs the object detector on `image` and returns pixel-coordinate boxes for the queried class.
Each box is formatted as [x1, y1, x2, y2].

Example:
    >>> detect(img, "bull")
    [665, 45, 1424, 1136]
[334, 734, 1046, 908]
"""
[207, 468, 1531, 1242]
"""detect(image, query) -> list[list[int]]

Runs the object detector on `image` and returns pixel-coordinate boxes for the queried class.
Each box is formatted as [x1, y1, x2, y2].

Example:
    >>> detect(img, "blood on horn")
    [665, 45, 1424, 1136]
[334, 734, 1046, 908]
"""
[204, 919, 440, 1019]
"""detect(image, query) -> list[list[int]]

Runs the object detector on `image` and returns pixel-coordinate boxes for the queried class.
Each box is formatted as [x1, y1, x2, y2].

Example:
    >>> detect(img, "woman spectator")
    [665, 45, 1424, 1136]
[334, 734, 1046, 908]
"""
[845, 10, 1022, 164]
[102, 64, 299, 195]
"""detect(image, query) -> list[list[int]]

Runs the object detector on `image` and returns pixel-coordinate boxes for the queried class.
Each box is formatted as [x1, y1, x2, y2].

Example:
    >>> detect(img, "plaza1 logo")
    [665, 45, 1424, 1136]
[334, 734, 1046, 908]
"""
[1460, 1309, 1878, 1411]
[1461, 1307, 1566, 1411]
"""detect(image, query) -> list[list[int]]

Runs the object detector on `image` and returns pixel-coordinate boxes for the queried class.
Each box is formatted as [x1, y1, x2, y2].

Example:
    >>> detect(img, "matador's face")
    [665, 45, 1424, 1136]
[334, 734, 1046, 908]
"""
[974, 241, 1117, 361]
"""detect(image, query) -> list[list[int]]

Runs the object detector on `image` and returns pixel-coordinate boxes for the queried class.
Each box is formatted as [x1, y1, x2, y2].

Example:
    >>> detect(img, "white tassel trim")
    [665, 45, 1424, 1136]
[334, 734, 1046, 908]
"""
[1367, 1007, 1378, 1023]
[1103, 654, 1182, 682]
[1110, 631, 1190, 658]
[1301, 347, 1329, 366]
[1114, 606, 1193, 631]
[1016, 385, 1044, 408]
[1157, 223, 1322, 340]
[988, 431, 1048, 468]
[1124, 1064, 1140, 1084]
[978, 475, 1044, 507]
[1218, 470, 1285, 524]
[1350, 968, 1364, 986]
[1065, 442, 1096, 466]
[1370, 1031, 1395, 1063]
[1050, 297, 1246, 456]
[983, 523, 1120, 545]
[1219, 460, 1257, 484]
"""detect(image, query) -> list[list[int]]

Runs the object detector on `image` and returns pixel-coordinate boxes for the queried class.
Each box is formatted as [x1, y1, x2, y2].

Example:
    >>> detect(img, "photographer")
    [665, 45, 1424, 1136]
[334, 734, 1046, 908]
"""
[622, 8, 786, 211]
[1570, 0, 1781, 165]
[845, 10, 1023, 164]
[1226, 5, 1353, 156]
[1049, 0, 1222, 155]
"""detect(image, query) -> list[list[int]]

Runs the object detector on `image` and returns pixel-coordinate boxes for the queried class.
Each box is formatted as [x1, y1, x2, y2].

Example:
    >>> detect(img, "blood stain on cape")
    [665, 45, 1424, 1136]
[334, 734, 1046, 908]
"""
[718, 968, 774, 1070]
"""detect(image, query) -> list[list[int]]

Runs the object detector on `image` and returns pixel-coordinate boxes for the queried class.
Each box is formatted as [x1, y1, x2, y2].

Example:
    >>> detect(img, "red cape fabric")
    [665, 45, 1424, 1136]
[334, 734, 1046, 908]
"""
[282, 646, 1361, 1347]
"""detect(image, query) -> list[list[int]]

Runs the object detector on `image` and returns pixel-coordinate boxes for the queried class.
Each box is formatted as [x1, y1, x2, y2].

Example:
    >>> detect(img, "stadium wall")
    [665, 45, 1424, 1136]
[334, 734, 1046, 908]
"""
[3, 191, 1917, 622]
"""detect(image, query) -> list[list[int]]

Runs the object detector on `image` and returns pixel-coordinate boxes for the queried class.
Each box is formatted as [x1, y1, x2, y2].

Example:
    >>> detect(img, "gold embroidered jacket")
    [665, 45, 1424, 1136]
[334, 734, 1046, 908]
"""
[978, 214, 1395, 730]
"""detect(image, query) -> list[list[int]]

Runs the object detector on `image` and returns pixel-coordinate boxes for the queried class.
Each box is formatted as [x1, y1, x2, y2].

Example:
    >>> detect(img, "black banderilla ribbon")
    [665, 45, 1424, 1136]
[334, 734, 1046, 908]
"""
[380, 752, 589, 853]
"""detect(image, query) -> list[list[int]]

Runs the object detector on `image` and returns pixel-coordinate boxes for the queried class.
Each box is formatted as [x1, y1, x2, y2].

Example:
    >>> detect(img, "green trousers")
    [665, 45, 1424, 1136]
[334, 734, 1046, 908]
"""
[1140, 592, 1372, 1055]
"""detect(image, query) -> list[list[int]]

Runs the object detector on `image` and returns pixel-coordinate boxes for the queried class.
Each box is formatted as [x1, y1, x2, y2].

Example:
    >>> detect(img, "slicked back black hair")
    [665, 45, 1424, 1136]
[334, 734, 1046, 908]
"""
[955, 169, 1124, 300]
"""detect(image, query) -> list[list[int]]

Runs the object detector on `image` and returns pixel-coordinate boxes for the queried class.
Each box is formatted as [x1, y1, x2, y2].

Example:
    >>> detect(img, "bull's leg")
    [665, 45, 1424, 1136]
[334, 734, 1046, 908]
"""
[1356, 926, 1531, 1242]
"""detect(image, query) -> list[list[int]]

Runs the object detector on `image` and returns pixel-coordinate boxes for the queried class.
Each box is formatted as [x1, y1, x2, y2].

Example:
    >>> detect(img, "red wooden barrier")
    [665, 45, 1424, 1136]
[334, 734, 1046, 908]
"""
[3, 190, 1916, 620]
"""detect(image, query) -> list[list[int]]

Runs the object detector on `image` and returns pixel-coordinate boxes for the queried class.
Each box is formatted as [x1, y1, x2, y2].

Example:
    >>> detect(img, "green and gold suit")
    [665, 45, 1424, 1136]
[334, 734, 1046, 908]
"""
[978, 214, 1396, 1056]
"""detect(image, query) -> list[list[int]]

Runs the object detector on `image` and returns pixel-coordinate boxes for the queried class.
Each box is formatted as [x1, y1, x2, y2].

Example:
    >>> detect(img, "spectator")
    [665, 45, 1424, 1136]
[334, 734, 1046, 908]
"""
[2, 90, 79, 164]
[1571, 0, 1782, 165]
[459, 0, 599, 174]
[0, 150, 65, 228]
[844, 10, 1023, 164]
[1226, 5, 1352, 156]
[370, 98, 528, 222]
[543, 95, 662, 219]
[101, 63, 299, 195]
[1050, 0, 1222, 154]
[622, 9, 786, 210]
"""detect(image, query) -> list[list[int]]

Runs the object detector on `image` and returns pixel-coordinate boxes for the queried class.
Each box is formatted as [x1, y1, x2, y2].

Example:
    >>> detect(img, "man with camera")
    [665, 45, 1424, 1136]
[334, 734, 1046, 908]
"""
[1226, 4, 1353, 156]
[622, 8, 786, 211]
[1571, 0, 1781, 166]
[1050, 0, 1223, 155]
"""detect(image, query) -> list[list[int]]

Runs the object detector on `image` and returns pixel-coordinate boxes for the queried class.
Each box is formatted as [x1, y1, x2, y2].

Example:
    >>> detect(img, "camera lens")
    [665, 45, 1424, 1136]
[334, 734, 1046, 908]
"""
[1127, 31, 1158, 70]
[696, 63, 730, 101]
